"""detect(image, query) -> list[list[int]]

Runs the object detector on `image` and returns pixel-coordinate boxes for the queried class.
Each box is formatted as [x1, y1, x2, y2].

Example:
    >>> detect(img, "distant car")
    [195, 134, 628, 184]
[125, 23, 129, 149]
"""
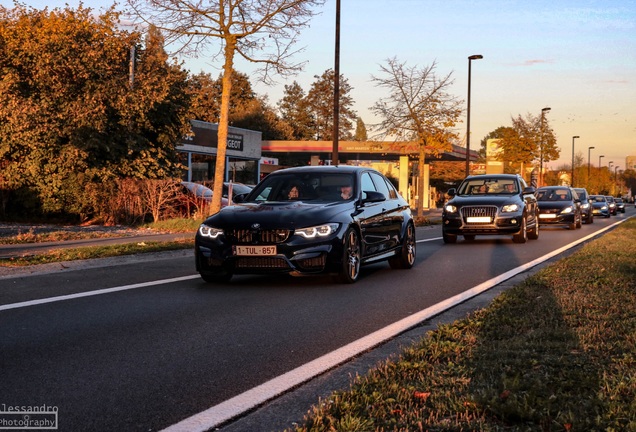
[535, 186, 582, 230]
[223, 182, 253, 203]
[614, 197, 626, 213]
[573, 188, 594, 224]
[180, 181, 229, 213]
[195, 165, 416, 284]
[605, 196, 617, 215]
[442, 174, 539, 243]
[589, 195, 610, 218]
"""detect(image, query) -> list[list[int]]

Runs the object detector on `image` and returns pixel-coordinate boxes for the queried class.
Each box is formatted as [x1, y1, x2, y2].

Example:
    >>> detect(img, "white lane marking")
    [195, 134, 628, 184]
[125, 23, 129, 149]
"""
[0, 275, 200, 311]
[161, 218, 632, 432]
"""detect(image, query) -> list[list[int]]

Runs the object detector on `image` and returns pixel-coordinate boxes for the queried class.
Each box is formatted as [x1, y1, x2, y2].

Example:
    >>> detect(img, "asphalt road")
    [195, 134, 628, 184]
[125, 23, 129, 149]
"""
[0, 208, 633, 432]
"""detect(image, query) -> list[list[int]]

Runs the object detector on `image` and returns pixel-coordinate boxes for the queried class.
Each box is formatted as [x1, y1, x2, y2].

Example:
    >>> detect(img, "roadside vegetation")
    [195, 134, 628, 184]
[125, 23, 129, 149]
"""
[0, 218, 199, 266]
[288, 219, 636, 432]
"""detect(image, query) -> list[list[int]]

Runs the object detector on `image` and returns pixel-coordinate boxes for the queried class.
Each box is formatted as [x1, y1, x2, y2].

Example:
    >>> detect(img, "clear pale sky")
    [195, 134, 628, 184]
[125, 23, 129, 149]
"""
[3, 0, 635, 171]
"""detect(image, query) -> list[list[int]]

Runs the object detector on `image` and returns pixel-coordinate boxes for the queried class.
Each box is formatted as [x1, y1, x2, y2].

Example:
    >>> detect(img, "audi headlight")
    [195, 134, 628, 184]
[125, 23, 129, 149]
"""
[501, 203, 520, 213]
[295, 223, 339, 239]
[560, 206, 573, 214]
[444, 204, 457, 213]
[199, 224, 223, 239]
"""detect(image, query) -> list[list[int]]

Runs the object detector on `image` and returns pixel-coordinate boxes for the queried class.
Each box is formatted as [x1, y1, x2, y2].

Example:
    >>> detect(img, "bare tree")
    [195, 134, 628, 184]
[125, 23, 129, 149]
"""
[370, 57, 463, 214]
[125, 0, 325, 213]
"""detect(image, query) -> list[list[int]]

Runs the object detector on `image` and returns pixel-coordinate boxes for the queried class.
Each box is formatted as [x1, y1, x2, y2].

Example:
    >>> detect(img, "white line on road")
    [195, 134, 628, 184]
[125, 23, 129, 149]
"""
[160, 218, 631, 432]
[0, 275, 200, 311]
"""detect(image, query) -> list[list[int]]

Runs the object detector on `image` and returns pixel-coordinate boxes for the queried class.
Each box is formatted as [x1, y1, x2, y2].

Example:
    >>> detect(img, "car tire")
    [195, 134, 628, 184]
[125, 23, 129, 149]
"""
[336, 228, 361, 284]
[389, 222, 416, 270]
[512, 216, 528, 243]
[528, 218, 539, 240]
[442, 230, 457, 244]
[576, 214, 582, 229]
[200, 271, 232, 283]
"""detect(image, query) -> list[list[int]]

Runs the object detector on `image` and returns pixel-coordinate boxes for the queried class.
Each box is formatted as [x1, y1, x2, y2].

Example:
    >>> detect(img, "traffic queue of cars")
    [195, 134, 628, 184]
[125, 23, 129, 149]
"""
[441, 173, 628, 244]
[190, 168, 628, 284]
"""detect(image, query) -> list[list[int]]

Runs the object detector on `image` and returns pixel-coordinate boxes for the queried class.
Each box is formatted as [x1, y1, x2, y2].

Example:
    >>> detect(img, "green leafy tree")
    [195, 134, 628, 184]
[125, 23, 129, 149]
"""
[187, 72, 221, 123]
[278, 81, 315, 140]
[126, 0, 325, 214]
[306, 69, 357, 141]
[0, 5, 189, 220]
[354, 117, 368, 141]
[187, 70, 292, 140]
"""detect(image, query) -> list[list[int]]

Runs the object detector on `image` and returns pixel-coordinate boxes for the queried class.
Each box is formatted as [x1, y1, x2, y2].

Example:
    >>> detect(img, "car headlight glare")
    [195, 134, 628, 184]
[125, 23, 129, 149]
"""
[199, 224, 223, 239]
[581, 203, 590, 209]
[444, 204, 457, 213]
[295, 223, 339, 239]
[561, 206, 573, 214]
[501, 203, 519, 213]
[601, 205, 608, 210]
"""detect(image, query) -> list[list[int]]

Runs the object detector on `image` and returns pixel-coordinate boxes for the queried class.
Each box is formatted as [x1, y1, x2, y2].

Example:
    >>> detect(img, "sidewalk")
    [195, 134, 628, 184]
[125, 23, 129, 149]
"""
[0, 231, 194, 260]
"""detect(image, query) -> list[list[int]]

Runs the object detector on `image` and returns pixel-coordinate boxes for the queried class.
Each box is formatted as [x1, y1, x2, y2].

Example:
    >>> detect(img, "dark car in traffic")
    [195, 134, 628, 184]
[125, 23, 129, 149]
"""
[573, 187, 594, 224]
[614, 197, 626, 213]
[589, 195, 610, 218]
[195, 166, 416, 284]
[442, 174, 539, 243]
[536, 186, 582, 230]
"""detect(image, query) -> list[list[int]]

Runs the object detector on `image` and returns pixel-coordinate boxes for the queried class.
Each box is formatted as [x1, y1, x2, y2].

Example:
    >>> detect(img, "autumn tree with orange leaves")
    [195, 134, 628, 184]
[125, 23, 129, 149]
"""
[0, 4, 190, 220]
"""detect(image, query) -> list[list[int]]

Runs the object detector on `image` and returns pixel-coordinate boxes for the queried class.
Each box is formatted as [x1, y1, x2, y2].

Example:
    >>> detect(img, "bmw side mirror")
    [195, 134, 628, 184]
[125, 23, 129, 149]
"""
[233, 193, 247, 203]
[362, 191, 386, 203]
[447, 188, 456, 197]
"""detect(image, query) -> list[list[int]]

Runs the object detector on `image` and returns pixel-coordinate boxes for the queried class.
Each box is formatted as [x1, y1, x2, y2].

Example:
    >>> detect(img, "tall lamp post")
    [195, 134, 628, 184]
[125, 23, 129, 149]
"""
[599, 155, 604, 171]
[539, 107, 551, 186]
[331, 0, 341, 166]
[609, 161, 613, 172]
[465, 54, 483, 176]
[571, 135, 579, 186]
[587, 146, 595, 179]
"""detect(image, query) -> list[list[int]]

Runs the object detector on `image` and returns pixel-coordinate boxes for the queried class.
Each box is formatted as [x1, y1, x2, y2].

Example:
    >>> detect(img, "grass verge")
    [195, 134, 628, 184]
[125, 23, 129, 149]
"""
[289, 219, 636, 431]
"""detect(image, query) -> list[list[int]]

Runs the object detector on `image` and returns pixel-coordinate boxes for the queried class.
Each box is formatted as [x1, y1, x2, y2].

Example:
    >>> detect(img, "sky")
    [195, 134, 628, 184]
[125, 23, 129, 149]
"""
[3, 0, 635, 171]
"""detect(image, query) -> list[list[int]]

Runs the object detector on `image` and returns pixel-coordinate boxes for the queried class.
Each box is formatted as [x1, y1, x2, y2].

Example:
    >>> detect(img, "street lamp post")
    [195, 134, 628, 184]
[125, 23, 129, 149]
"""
[571, 135, 579, 186]
[615, 166, 620, 195]
[539, 107, 551, 186]
[465, 54, 483, 176]
[609, 161, 614, 172]
[599, 155, 604, 171]
[587, 146, 595, 180]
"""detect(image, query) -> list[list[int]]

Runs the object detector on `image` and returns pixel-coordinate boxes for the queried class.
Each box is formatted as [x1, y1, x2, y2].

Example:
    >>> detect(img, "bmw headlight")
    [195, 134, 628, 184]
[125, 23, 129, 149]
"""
[295, 223, 339, 239]
[199, 224, 223, 239]
[501, 203, 520, 213]
[560, 206, 573, 214]
[444, 204, 457, 213]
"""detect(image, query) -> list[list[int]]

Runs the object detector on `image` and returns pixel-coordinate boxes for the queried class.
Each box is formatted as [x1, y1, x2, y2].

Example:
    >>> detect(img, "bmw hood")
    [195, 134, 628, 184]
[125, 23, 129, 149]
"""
[202, 201, 351, 229]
